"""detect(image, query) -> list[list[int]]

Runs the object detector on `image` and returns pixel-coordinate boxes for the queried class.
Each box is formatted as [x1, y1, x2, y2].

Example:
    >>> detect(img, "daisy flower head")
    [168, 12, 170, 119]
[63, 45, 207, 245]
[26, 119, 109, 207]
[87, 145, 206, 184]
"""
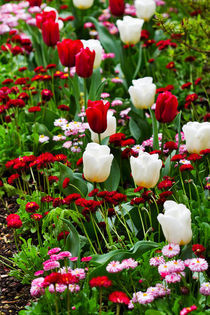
[71, 268, 86, 280]
[187, 258, 208, 272]
[108, 291, 130, 304]
[155, 283, 171, 297]
[43, 260, 60, 271]
[106, 260, 123, 273]
[165, 273, 181, 283]
[162, 243, 180, 258]
[121, 258, 138, 270]
[149, 256, 165, 267]
[39, 135, 49, 143]
[167, 260, 185, 273]
[146, 286, 160, 298]
[54, 118, 68, 127]
[134, 291, 154, 304]
[48, 248, 61, 256]
[200, 282, 210, 296]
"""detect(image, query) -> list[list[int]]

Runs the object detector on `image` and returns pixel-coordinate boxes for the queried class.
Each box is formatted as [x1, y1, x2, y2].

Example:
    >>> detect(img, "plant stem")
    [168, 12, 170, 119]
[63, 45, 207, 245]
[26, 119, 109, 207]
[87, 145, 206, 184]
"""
[116, 304, 120, 315]
[137, 206, 146, 239]
[99, 288, 103, 315]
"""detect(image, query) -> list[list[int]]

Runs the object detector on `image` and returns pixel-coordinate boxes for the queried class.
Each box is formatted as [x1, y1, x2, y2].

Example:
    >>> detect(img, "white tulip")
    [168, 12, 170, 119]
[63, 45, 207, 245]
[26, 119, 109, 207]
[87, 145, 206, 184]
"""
[116, 16, 144, 45]
[128, 77, 156, 109]
[157, 200, 192, 245]
[182, 122, 210, 154]
[83, 143, 114, 183]
[82, 39, 103, 69]
[72, 0, 94, 10]
[135, 0, 156, 21]
[90, 111, 116, 143]
[130, 151, 162, 188]
[44, 6, 63, 29]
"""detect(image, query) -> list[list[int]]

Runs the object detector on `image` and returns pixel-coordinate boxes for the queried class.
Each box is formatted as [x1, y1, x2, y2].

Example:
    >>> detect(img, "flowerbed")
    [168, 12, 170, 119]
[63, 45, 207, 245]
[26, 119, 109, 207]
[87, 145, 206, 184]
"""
[0, 0, 209, 314]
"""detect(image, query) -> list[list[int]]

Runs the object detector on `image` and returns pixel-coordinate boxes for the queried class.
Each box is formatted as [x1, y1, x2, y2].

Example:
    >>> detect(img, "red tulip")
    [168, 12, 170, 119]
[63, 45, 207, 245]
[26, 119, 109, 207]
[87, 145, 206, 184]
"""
[86, 100, 110, 134]
[75, 47, 95, 78]
[28, 0, 42, 6]
[155, 91, 178, 123]
[36, 11, 56, 29]
[42, 20, 60, 47]
[57, 39, 83, 67]
[109, 0, 125, 16]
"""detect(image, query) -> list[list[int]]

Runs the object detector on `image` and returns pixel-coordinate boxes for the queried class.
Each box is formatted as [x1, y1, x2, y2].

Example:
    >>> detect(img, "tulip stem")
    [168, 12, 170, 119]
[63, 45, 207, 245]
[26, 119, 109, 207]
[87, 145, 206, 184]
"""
[161, 123, 165, 155]
[149, 109, 159, 150]
[90, 212, 103, 254]
[83, 78, 87, 108]
[98, 133, 102, 144]
[138, 206, 146, 239]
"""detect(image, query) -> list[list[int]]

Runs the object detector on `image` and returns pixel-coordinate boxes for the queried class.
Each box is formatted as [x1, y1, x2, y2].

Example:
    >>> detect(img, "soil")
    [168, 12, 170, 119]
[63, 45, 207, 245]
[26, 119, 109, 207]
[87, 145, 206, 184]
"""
[0, 196, 30, 315]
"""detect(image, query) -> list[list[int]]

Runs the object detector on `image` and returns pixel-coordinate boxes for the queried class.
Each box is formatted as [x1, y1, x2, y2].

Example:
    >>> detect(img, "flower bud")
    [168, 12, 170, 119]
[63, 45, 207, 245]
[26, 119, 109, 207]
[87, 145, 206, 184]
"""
[157, 200, 192, 245]
[86, 100, 110, 134]
[73, 0, 94, 9]
[116, 16, 144, 45]
[90, 111, 116, 142]
[83, 143, 114, 183]
[182, 122, 210, 154]
[130, 151, 162, 188]
[128, 77, 156, 109]
[135, 0, 156, 21]
[82, 39, 103, 69]
[155, 91, 178, 123]
[109, 0, 125, 16]
[42, 20, 59, 47]
[75, 47, 95, 78]
[57, 39, 83, 67]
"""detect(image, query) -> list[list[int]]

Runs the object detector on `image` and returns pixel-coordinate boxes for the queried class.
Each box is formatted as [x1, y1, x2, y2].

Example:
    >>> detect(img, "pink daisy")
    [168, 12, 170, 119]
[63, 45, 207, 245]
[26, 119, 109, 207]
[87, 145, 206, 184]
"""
[158, 263, 173, 277]
[155, 283, 171, 297]
[56, 251, 72, 260]
[48, 247, 61, 255]
[167, 260, 185, 273]
[162, 243, 180, 258]
[71, 268, 86, 280]
[146, 286, 160, 298]
[200, 282, 210, 296]
[134, 291, 154, 304]
[48, 284, 67, 293]
[43, 261, 60, 271]
[106, 260, 123, 273]
[34, 270, 44, 276]
[187, 258, 208, 272]
[121, 258, 138, 270]
[165, 273, 181, 283]
[68, 284, 80, 292]
[149, 256, 165, 266]
[70, 257, 78, 262]
[81, 256, 92, 262]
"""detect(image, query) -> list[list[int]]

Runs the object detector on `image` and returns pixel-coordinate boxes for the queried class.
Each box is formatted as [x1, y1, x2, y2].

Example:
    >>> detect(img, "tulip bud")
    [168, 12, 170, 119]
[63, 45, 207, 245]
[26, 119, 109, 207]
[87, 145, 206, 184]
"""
[75, 47, 95, 78]
[155, 91, 178, 123]
[90, 111, 117, 143]
[43, 6, 63, 29]
[134, 0, 156, 21]
[128, 77, 156, 109]
[57, 39, 83, 68]
[82, 39, 103, 69]
[116, 16, 144, 45]
[182, 122, 210, 154]
[28, 0, 42, 6]
[73, 0, 94, 9]
[109, 0, 125, 16]
[83, 143, 114, 183]
[130, 151, 162, 188]
[42, 20, 59, 47]
[157, 200, 192, 245]
[86, 100, 110, 134]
